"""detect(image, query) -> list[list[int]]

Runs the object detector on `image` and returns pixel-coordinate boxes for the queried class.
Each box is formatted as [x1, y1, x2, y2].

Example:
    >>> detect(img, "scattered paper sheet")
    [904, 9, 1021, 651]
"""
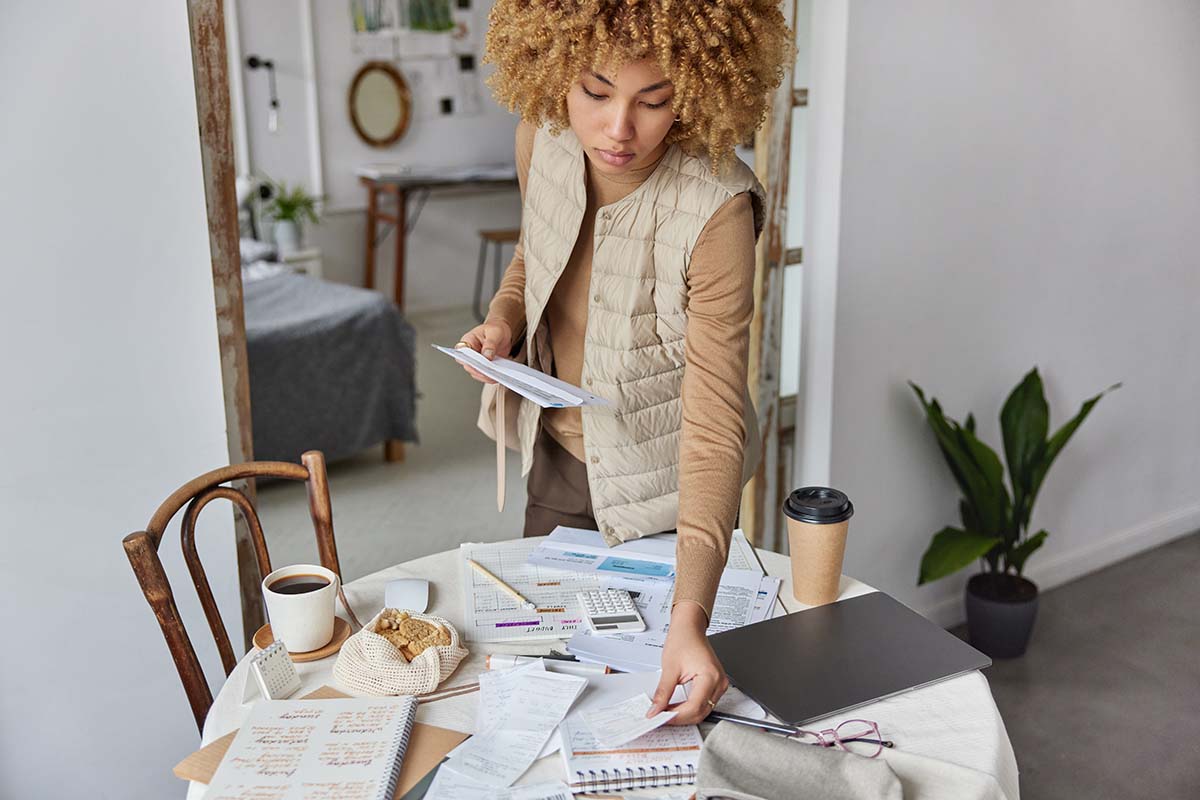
[426, 767, 572, 800]
[580, 693, 677, 748]
[566, 569, 765, 672]
[444, 661, 587, 788]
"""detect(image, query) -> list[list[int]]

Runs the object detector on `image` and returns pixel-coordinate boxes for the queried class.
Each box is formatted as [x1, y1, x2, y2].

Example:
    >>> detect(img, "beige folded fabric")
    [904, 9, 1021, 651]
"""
[696, 721, 903, 800]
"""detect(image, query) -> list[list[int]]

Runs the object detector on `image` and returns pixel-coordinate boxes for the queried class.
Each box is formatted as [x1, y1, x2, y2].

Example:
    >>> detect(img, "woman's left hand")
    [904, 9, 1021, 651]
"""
[648, 601, 730, 725]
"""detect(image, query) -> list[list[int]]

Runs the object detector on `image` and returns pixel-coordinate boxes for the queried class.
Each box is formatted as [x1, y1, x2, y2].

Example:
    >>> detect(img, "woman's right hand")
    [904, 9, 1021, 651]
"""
[456, 319, 513, 384]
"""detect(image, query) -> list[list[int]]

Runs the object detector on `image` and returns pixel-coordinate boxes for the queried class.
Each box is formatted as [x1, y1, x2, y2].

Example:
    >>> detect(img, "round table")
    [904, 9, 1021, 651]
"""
[189, 542, 1019, 800]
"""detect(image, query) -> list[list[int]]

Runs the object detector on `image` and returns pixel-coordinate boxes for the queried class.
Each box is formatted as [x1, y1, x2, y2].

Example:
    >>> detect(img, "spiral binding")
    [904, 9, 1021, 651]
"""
[378, 696, 419, 800]
[575, 762, 698, 792]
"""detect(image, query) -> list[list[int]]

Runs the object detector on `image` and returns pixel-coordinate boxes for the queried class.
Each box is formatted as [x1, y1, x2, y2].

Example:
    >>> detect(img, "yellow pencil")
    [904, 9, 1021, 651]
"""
[467, 558, 537, 610]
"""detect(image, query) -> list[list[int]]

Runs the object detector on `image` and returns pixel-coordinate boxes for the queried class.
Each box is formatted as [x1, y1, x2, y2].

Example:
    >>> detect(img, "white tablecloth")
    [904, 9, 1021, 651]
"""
[188, 542, 1019, 800]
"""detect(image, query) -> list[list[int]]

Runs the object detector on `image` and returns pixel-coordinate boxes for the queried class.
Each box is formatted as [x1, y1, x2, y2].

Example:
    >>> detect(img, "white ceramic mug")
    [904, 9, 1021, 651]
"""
[261, 564, 339, 653]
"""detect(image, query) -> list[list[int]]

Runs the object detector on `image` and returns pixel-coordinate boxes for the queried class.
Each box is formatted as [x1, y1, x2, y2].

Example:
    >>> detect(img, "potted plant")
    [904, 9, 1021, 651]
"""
[910, 368, 1119, 658]
[264, 180, 319, 256]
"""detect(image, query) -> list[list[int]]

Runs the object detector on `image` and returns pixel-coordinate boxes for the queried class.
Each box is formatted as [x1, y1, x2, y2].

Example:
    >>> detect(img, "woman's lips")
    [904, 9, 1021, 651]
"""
[596, 148, 635, 167]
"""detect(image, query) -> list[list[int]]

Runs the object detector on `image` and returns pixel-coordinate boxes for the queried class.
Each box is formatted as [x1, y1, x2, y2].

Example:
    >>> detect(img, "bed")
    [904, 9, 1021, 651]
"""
[240, 244, 417, 464]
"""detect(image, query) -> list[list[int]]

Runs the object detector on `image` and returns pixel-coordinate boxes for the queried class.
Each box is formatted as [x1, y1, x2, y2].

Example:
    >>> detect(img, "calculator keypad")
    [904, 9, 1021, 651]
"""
[577, 589, 646, 635]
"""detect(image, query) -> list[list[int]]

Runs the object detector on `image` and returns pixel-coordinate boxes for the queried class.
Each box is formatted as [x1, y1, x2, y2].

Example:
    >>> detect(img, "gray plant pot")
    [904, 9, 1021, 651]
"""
[273, 219, 302, 256]
[965, 573, 1039, 659]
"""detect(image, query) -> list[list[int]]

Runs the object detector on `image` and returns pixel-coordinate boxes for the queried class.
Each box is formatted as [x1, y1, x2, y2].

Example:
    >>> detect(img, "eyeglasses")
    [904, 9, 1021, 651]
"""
[788, 718, 893, 759]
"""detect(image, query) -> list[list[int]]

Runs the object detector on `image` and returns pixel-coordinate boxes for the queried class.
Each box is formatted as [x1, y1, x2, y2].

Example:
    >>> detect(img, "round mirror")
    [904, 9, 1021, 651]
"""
[348, 61, 411, 148]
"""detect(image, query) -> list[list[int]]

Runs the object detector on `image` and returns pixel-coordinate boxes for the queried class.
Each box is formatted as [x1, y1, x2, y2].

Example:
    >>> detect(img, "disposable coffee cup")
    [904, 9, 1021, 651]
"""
[262, 564, 339, 652]
[783, 487, 854, 606]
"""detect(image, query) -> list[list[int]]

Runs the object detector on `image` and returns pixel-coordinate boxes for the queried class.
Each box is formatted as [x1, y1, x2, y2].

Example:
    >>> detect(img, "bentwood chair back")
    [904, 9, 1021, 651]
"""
[122, 450, 360, 732]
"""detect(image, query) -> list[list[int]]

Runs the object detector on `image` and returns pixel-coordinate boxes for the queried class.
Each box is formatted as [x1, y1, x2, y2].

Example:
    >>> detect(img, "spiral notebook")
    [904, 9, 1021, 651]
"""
[203, 696, 418, 800]
[558, 713, 702, 794]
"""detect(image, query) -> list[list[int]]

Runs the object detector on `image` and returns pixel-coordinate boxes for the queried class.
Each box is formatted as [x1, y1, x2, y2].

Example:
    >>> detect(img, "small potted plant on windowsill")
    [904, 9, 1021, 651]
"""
[264, 180, 320, 256]
[909, 368, 1119, 658]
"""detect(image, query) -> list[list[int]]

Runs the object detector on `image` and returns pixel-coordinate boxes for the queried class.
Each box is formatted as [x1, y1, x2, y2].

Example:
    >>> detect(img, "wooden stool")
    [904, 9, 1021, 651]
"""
[473, 228, 520, 322]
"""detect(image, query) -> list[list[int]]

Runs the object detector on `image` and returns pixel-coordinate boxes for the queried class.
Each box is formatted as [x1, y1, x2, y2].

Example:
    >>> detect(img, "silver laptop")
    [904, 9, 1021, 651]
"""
[708, 591, 991, 726]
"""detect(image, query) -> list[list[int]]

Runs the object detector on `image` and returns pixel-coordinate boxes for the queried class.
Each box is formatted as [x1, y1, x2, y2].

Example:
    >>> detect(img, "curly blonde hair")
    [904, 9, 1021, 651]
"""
[483, 0, 794, 168]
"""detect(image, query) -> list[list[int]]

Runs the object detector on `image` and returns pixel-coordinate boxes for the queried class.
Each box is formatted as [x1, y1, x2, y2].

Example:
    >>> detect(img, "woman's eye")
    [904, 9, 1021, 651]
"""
[643, 100, 670, 109]
[582, 88, 606, 101]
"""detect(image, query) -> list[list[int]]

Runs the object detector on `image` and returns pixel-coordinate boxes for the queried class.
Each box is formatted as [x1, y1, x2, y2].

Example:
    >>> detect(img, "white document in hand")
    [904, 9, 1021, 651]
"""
[435, 345, 610, 409]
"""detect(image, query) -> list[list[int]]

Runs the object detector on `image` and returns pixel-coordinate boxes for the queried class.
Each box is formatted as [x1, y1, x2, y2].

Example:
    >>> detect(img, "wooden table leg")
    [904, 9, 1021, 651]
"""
[393, 185, 406, 309]
[384, 439, 405, 462]
[364, 181, 377, 289]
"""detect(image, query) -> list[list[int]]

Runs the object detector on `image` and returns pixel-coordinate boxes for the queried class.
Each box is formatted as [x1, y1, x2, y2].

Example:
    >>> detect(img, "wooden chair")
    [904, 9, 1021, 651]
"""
[122, 450, 363, 733]
[473, 228, 520, 322]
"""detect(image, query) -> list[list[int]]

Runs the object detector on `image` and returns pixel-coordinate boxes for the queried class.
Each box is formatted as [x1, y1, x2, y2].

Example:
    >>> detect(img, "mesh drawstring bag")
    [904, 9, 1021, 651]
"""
[333, 609, 468, 696]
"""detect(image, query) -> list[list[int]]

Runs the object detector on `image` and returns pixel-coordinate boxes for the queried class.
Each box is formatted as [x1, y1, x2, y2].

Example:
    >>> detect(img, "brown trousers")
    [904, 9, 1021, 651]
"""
[524, 427, 597, 537]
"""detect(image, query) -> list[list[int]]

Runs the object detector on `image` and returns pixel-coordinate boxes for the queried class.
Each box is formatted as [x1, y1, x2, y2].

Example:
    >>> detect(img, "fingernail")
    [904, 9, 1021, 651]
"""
[482, 348, 494, 358]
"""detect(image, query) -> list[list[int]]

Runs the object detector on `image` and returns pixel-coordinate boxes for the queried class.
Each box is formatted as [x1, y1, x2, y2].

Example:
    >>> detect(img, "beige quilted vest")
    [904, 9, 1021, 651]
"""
[513, 127, 764, 545]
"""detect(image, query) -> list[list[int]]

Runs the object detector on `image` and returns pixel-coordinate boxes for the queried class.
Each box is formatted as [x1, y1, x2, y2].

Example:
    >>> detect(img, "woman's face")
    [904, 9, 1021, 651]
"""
[566, 58, 676, 176]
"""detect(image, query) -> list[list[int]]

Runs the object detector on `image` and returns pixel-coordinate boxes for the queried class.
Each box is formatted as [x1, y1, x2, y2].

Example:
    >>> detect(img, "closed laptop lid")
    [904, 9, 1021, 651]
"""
[708, 591, 990, 726]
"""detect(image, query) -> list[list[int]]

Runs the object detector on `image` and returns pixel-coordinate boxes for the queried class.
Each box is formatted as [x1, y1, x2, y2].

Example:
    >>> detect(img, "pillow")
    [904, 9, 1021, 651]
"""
[239, 237, 277, 265]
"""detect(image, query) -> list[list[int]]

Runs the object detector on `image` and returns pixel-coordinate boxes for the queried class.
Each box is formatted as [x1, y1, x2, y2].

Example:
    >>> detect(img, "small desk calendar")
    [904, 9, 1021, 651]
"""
[246, 641, 301, 701]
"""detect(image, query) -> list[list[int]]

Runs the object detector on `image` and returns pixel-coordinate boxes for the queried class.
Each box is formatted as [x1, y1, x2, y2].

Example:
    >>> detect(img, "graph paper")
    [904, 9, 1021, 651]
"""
[460, 539, 603, 642]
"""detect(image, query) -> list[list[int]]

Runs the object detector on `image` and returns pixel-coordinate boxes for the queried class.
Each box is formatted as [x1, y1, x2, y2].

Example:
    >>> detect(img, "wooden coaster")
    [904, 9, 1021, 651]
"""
[252, 617, 352, 662]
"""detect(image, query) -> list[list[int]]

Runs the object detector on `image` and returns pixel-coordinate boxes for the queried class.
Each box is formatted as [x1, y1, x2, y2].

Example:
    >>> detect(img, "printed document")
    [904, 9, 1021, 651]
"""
[443, 661, 586, 788]
[526, 527, 763, 582]
[565, 569, 765, 672]
[426, 769, 572, 800]
[460, 539, 603, 642]
[580, 693, 677, 748]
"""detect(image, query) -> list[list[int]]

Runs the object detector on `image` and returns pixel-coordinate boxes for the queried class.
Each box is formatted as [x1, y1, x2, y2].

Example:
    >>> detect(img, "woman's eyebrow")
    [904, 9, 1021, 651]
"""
[588, 71, 673, 94]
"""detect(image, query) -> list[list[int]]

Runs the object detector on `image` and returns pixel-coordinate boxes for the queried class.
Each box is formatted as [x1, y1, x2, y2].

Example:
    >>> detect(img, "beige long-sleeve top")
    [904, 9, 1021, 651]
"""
[487, 121, 756, 618]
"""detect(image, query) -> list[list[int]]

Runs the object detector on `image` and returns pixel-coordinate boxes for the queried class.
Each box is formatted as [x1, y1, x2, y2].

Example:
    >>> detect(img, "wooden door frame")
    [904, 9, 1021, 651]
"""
[186, 0, 263, 649]
[741, 0, 802, 550]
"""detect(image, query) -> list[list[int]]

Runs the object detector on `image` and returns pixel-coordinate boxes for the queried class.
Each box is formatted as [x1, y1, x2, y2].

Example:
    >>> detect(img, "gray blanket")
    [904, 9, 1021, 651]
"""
[243, 272, 417, 463]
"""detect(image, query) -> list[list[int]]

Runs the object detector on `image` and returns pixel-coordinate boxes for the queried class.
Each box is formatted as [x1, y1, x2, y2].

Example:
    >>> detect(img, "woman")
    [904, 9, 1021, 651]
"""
[457, 0, 792, 724]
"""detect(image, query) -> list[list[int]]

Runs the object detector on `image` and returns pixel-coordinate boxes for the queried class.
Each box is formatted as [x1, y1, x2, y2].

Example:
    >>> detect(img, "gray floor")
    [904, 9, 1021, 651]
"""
[259, 306, 1200, 800]
[962, 532, 1200, 799]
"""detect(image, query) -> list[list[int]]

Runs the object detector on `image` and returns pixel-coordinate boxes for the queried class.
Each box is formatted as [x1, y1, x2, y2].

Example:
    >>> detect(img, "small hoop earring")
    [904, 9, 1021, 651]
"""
[673, 116, 681, 123]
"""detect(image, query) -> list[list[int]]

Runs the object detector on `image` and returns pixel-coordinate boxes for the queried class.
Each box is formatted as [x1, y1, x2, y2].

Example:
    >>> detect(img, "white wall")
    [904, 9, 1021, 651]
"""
[1, 3, 239, 796]
[235, 0, 522, 309]
[801, 0, 1200, 625]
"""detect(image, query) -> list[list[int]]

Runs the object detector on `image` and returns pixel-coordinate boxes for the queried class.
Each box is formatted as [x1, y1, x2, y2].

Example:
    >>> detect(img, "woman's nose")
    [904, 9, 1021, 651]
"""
[604, 105, 635, 143]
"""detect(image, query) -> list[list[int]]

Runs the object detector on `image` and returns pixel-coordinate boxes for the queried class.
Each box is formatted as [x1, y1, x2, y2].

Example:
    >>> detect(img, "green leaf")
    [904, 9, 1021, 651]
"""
[909, 382, 1011, 537]
[1029, 382, 1122, 508]
[1001, 368, 1049, 533]
[1009, 530, 1048, 575]
[919, 527, 1004, 585]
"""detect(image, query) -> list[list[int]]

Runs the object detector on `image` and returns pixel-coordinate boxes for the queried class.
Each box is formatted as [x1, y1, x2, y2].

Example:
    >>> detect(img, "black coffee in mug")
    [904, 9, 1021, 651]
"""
[267, 573, 331, 595]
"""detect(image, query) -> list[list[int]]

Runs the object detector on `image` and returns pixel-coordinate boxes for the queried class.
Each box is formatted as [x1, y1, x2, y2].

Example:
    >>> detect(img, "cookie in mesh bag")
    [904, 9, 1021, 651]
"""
[375, 609, 451, 661]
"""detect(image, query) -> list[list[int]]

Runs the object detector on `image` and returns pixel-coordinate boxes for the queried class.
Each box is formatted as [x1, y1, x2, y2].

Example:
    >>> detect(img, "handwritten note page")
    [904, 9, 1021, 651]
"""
[442, 661, 586, 788]
[203, 697, 416, 800]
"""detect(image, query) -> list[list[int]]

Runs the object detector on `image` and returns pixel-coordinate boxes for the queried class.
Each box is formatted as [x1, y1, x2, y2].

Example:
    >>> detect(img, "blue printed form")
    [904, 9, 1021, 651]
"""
[597, 557, 675, 578]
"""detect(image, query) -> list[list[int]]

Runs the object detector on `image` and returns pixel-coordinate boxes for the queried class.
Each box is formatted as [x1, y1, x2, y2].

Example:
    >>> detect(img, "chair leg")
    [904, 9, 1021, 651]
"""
[473, 237, 489, 323]
[384, 439, 405, 462]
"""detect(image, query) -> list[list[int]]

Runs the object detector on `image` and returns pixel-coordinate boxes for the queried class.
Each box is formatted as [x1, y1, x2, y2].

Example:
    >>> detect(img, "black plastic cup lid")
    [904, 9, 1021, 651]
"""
[783, 486, 854, 524]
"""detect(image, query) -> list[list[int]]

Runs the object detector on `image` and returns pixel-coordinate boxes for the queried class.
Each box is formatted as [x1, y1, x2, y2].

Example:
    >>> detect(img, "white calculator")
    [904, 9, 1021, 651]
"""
[576, 589, 647, 635]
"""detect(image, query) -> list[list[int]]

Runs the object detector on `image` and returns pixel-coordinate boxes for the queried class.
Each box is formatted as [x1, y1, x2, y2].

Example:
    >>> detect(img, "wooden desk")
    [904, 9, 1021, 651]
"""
[359, 168, 518, 309]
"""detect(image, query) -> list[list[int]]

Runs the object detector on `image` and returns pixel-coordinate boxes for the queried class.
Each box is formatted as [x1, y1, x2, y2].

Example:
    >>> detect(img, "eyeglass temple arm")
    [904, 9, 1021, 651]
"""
[706, 711, 895, 748]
